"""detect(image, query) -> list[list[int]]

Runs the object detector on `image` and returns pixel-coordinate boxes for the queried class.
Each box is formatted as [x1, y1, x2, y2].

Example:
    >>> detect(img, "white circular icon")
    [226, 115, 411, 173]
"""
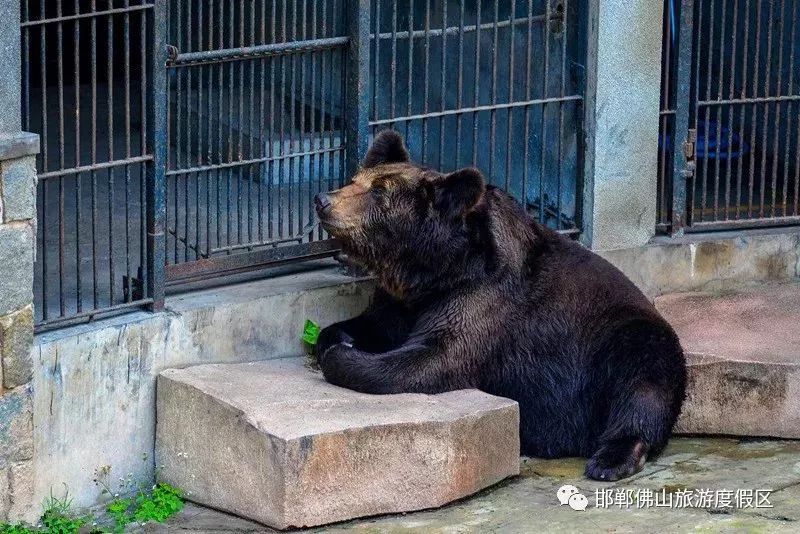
[557, 484, 580, 505]
[568, 493, 589, 511]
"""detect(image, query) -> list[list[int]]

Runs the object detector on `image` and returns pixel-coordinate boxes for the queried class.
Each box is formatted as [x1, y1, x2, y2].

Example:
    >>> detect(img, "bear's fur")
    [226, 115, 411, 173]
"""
[314, 131, 686, 481]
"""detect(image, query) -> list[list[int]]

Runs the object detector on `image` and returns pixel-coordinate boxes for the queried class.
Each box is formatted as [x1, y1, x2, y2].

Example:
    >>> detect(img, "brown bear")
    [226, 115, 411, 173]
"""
[313, 130, 686, 481]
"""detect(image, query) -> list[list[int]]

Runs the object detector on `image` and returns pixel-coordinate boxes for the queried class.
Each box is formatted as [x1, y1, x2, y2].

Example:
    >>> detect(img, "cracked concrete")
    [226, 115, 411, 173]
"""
[133, 437, 800, 533]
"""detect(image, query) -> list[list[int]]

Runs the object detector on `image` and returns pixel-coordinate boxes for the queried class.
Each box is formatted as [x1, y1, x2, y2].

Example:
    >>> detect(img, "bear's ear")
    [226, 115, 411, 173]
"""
[363, 130, 410, 168]
[434, 168, 486, 217]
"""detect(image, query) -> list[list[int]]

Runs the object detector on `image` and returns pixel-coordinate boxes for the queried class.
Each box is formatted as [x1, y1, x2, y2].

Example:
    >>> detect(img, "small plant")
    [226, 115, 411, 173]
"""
[93, 462, 184, 532]
[0, 488, 89, 534]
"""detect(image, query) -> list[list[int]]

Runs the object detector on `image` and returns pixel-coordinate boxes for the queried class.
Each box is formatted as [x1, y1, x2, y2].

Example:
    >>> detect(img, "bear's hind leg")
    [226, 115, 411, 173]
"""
[585, 384, 672, 481]
[585, 324, 685, 482]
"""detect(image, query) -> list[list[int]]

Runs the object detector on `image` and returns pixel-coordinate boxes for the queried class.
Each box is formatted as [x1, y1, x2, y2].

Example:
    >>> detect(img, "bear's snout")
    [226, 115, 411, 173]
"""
[315, 192, 333, 218]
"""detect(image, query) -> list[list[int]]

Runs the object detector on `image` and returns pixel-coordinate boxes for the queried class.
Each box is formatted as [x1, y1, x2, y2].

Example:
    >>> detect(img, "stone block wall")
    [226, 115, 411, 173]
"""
[0, 137, 38, 523]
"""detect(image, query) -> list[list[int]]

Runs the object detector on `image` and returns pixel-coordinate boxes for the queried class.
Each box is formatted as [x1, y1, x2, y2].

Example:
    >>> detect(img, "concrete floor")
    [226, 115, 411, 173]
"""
[134, 437, 800, 533]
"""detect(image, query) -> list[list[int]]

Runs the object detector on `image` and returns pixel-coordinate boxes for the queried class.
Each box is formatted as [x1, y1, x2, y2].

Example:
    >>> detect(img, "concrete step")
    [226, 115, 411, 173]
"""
[155, 358, 520, 530]
[656, 282, 800, 439]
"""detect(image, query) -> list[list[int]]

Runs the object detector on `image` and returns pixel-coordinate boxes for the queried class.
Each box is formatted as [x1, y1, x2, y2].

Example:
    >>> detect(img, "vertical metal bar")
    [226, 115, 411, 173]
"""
[699, 0, 712, 222]
[735, 0, 752, 220]
[237, 0, 245, 246]
[670, 0, 695, 234]
[107, 1, 116, 304]
[226, 1, 234, 249]
[90, 0, 98, 309]
[758, 0, 775, 218]
[197, 1, 205, 258]
[455, 0, 465, 166]
[391, 0, 397, 123]
[538, 0, 551, 225]
[147, 0, 168, 311]
[422, 0, 431, 163]
[770, 0, 786, 217]
[783, 0, 800, 215]
[556, 0, 567, 229]
[724, 0, 739, 220]
[57, 0, 66, 317]
[748, 0, 764, 218]
[124, 0, 132, 301]
[713, 0, 726, 221]
[258, 1, 267, 243]
[40, 0, 48, 319]
[787, 0, 798, 215]
[489, 0, 498, 180]
[472, 0, 482, 166]
[288, 1, 297, 238]
[248, 0, 256, 246]
[406, 0, 414, 140]
[345, 0, 371, 178]
[522, 0, 532, 209]
[439, 0, 447, 169]
[307, 0, 316, 241]
[74, 0, 82, 312]
[141, 2, 148, 290]
[505, 0, 516, 192]
[268, 4, 276, 240]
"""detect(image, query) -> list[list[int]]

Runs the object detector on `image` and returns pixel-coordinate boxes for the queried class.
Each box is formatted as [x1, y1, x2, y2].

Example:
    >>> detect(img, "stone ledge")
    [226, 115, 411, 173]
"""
[156, 358, 520, 529]
[0, 133, 39, 162]
[658, 283, 800, 438]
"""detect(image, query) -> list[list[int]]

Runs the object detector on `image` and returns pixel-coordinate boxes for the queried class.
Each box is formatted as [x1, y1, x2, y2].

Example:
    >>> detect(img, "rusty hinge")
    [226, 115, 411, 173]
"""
[681, 128, 697, 178]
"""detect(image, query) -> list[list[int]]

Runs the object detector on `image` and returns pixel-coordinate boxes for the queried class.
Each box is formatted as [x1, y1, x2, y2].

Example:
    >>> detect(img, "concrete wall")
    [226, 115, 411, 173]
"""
[31, 271, 374, 512]
[602, 228, 800, 298]
[584, 0, 664, 252]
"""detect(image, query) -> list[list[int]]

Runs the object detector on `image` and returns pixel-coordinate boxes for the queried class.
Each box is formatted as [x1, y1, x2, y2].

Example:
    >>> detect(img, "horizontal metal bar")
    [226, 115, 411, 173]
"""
[169, 36, 350, 66]
[34, 299, 154, 332]
[697, 94, 800, 107]
[38, 155, 154, 180]
[686, 216, 800, 233]
[209, 223, 319, 255]
[659, 109, 676, 116]
[370, 95, 584, 126]
[21, 4, 154, 27]
[167, 145, 345, 176]
[166, 241, 340, 285]
[371, 13, 554, 41]
[556, 228, 581, 236]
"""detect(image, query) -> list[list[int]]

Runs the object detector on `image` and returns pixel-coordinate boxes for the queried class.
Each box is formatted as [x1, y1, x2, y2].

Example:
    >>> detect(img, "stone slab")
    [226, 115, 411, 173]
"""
[155, 358, 520, 530]
[657, 283, 800, 438]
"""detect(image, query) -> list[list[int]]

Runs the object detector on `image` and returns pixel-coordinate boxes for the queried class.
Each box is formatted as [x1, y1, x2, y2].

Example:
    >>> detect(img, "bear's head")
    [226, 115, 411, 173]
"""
[314, 130, 490, 298]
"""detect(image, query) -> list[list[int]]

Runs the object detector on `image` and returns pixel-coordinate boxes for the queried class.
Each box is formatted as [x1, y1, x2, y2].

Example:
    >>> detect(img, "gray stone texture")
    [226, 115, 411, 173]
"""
[0, 222, 35, 317]
[156, 359, 520, 529]
[32, 271, 374, 511]
[0, 133, 39, 163]
[587, 0, 663, 251]
[602, 228, 800, 297]
[657, 283, 800, 439]
[0, 384, 33, 465]
[0, 157, 36, 222]
[1, 305, 33, 389]
[0, 0, 22, 134]
[6, 460, 34, 523]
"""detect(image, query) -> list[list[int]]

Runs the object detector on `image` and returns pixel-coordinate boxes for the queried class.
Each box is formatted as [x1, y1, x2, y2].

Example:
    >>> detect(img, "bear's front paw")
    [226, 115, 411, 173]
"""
[316, 326, 355, 363]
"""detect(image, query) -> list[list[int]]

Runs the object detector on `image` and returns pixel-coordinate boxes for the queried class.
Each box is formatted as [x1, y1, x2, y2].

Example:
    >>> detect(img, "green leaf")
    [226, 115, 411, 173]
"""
[301, 319, 321, 345]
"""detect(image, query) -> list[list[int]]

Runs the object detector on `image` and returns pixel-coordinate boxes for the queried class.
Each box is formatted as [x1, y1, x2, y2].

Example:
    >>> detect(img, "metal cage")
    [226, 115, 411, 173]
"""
[659, 0, 800, 234]
[21, 0, 589, 330]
